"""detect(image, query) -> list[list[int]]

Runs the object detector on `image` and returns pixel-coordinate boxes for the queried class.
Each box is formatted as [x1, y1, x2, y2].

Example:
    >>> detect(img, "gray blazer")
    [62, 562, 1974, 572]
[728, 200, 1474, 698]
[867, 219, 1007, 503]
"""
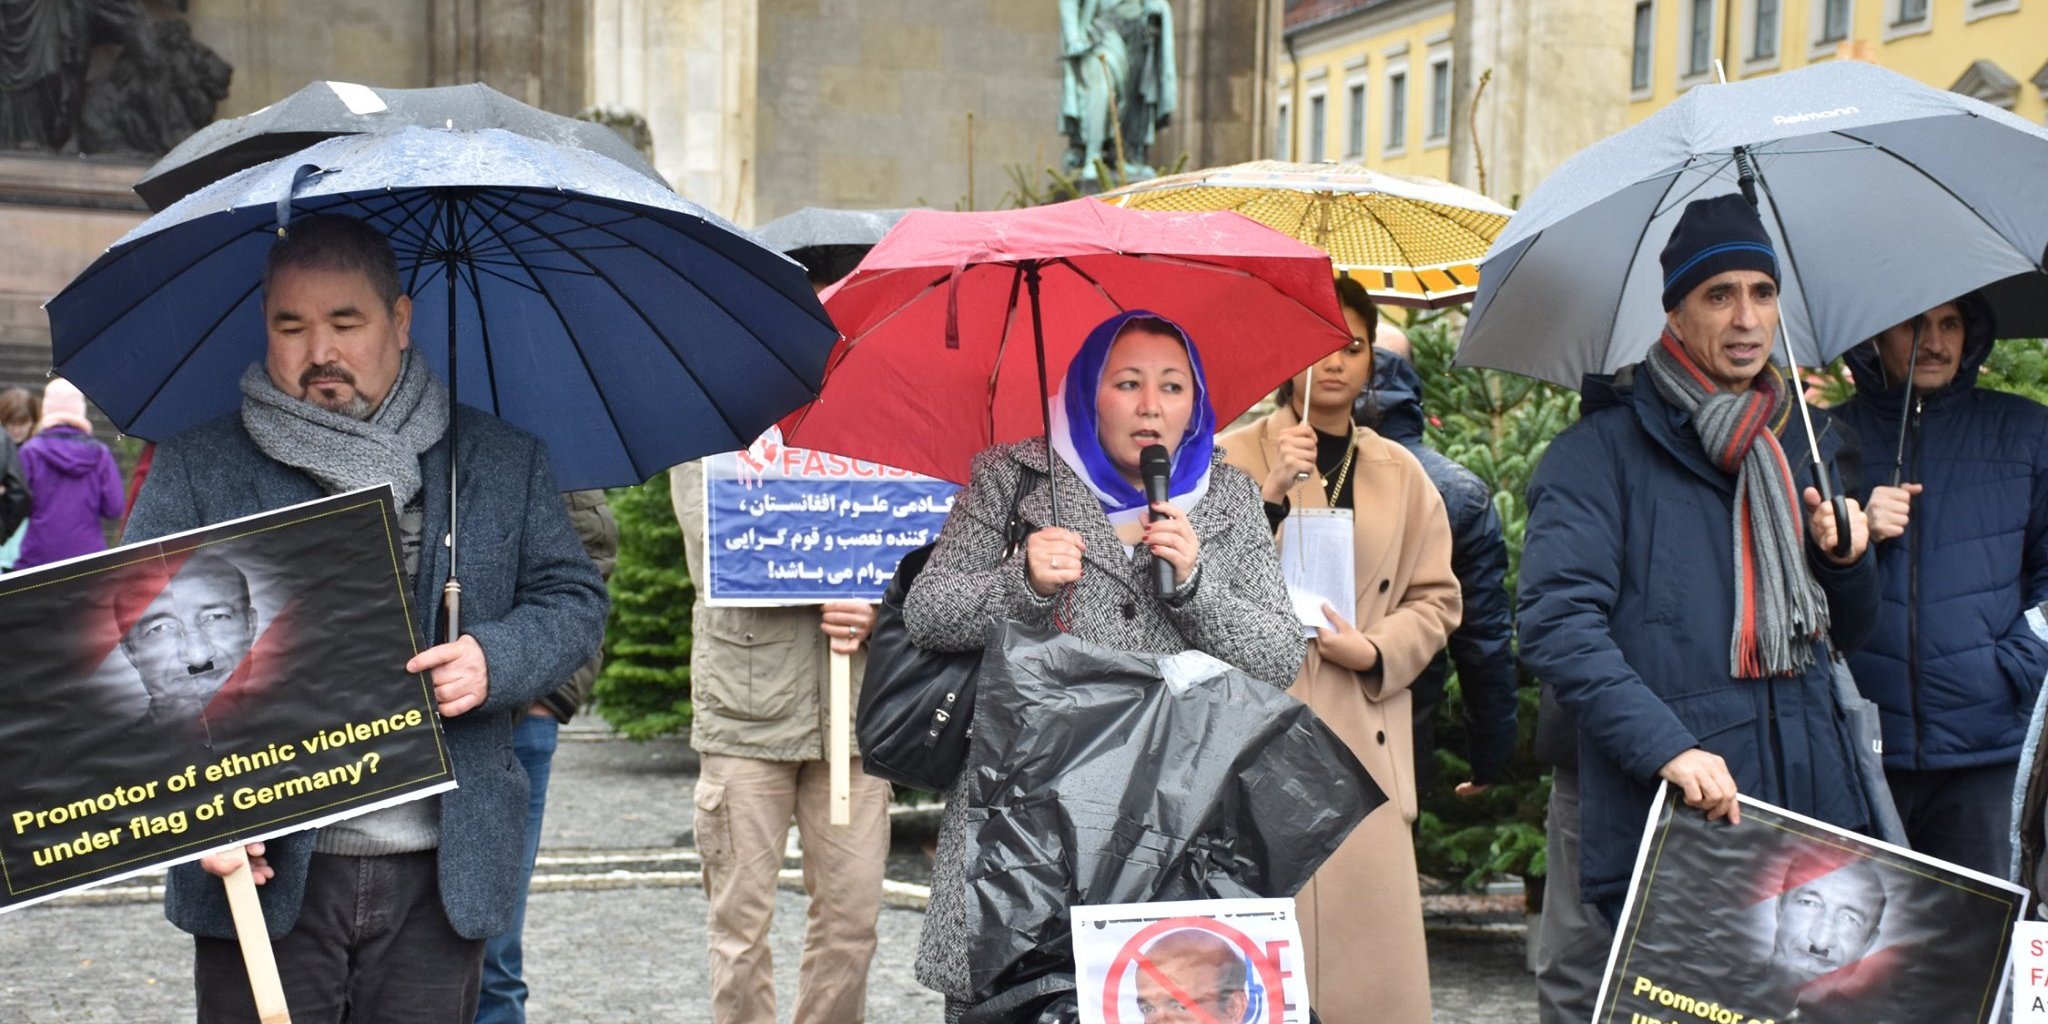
[904, 438, 1304, 999]
[125, 407, 609, 941]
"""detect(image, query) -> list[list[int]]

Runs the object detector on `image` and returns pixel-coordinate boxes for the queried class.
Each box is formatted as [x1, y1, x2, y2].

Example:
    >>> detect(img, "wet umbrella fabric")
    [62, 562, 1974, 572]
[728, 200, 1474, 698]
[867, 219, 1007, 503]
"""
[1456, 60, 2048, 389]
[1098, 159, 1512, 308]
[959, 620, 1383, 1019]
[753, 206, 911, 253]
[754, 206, 913, 285]
[778, 199, 1353, 486]
[47, 126, 835, 493]
[132, 80, 667, 211]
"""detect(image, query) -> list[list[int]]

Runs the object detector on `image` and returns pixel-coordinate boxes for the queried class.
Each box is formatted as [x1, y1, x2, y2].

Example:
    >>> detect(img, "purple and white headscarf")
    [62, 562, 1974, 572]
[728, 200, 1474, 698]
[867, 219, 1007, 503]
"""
[1048, 310, 1218, 528]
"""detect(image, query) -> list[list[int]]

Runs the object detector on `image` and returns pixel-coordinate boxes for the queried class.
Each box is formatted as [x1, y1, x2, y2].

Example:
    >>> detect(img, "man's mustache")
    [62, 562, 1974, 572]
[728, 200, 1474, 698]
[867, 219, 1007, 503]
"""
[300, 364, 356, 388]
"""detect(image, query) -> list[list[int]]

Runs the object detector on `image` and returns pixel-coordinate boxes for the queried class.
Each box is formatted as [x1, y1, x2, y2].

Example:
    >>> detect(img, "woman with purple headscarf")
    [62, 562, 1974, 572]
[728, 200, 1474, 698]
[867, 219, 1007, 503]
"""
[904, 310, 1303, 1020]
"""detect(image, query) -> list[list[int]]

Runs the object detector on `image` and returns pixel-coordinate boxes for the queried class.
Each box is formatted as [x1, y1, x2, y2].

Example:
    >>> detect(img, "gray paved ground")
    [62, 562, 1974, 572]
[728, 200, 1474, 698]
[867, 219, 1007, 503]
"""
[0, 721, 1533, 1022]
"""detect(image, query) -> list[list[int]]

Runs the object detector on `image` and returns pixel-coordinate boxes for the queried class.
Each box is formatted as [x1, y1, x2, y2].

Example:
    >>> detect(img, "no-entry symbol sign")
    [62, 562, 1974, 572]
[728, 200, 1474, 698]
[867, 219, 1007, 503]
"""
[1073, 898, 1310, 1024]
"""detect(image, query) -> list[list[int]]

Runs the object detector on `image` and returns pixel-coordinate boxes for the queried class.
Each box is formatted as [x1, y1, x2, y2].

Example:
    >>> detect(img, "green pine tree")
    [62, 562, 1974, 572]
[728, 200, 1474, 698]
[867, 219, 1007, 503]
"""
[592, 470, 695, 739]
[1400, 310, 1579, 896]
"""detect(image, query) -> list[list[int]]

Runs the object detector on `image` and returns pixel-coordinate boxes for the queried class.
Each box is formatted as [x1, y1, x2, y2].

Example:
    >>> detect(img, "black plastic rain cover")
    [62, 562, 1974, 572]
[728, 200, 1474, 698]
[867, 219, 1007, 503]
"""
[960, 620, 1383, 1017]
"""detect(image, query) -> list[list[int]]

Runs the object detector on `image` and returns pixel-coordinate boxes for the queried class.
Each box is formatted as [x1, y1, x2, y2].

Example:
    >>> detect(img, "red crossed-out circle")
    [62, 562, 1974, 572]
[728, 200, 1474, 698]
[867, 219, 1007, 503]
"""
[1099, 915, 1288, 1024]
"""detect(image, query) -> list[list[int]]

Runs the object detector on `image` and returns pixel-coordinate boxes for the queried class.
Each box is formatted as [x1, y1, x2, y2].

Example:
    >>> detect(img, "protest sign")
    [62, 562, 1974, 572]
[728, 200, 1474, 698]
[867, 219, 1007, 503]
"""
[1596, 783, 2028, 1024]
[1072, 897, 1310, 1024]
[702, 427, 957, 606]
[2015, 921, 2048, 1022]
[0, 487, 452, 913]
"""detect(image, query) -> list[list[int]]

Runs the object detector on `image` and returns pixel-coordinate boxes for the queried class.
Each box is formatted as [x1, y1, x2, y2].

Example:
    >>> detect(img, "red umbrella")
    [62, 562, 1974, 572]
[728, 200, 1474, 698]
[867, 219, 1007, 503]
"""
[779, 199, 1352, 493]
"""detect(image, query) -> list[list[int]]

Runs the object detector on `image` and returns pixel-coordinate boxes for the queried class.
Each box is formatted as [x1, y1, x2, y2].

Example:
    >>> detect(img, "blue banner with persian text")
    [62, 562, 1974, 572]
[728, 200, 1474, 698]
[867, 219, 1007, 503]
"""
[702, 429, 958, 605]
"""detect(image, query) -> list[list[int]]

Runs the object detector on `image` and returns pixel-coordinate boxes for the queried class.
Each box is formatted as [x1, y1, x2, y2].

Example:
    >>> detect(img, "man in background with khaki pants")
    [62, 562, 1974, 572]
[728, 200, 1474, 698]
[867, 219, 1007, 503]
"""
[672, 459, 893, 1024]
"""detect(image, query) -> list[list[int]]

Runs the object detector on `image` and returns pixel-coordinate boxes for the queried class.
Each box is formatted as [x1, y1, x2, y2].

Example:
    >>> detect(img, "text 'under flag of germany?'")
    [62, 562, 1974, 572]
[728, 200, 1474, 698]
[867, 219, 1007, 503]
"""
[0, 487, 451, 913]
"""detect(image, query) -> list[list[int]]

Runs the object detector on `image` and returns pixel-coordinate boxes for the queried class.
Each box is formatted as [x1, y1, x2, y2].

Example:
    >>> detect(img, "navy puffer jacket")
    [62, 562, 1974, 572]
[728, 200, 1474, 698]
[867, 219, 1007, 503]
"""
[1519, 365, 1879, 903]
[1831, 294, 2048, 770]
[1356, 348, 1519, 784]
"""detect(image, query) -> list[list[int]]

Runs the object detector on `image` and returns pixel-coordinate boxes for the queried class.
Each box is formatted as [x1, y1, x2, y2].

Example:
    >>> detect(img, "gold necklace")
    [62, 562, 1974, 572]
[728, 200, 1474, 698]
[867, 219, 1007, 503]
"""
[1322, 431, 1358, 505]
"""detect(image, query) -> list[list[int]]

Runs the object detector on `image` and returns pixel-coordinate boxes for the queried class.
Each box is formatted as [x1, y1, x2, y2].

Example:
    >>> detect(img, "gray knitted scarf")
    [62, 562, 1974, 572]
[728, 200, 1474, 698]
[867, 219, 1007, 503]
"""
[1644, 332, 1828, 678]
[240, 348, 450, 506]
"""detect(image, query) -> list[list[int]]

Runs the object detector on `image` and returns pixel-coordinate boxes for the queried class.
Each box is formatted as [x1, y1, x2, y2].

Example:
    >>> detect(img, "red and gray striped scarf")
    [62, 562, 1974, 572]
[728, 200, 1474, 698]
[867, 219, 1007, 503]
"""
[1644, 332, 1828, 678]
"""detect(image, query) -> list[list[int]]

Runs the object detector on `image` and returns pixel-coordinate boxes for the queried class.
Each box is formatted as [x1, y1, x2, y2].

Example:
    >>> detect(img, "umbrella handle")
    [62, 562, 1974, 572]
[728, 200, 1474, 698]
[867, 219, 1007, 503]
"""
[442, 578, 462, 644]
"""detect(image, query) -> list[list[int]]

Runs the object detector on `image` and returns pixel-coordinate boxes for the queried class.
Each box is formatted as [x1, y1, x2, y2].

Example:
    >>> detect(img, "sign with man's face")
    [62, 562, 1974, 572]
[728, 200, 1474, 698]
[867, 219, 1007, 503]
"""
[1595, 784, 2027, 1024]
[0, 487, 451, 914]
[1072, 897, 1310, 1024]
[119, 552, 260, 722]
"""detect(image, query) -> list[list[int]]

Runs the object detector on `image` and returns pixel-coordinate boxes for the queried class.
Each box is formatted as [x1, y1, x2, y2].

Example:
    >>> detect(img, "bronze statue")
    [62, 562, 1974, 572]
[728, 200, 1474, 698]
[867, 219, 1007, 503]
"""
[0, 0, 228, 156]
[1059, 0, 1176, 186]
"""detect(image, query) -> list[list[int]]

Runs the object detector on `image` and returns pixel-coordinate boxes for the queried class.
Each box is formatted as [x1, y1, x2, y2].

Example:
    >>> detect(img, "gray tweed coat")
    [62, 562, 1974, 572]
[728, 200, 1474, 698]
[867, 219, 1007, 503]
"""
[125, 406, 608, 942]
[904, 438, 1305, 1000]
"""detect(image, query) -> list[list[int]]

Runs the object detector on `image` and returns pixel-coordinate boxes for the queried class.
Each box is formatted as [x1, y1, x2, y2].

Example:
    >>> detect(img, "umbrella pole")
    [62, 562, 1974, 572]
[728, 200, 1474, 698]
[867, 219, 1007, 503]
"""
[441, 195, 463, 643]
[1778, 339, 1854, 560]
[1024, 260, 1059, 527]
[1889, 318, 1923, 487]
[1747, 163, 1853, 559]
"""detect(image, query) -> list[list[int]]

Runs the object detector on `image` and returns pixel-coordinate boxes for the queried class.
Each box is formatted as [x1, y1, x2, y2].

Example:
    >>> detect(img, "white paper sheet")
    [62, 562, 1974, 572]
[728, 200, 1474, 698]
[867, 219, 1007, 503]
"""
[1279, 508, 1354, 636]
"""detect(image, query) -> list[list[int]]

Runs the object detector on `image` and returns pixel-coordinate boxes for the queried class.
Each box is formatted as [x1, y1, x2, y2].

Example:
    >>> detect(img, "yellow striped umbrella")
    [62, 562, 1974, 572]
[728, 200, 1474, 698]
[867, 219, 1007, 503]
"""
[1097, 160, 1511, 307]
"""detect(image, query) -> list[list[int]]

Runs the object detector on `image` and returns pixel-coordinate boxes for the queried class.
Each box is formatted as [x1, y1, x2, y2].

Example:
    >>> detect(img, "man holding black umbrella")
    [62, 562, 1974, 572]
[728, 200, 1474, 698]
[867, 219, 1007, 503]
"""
[125, 214, 609, 1023]
[1831, 294, 2048, 877]
[1518, 195, 1880, 922]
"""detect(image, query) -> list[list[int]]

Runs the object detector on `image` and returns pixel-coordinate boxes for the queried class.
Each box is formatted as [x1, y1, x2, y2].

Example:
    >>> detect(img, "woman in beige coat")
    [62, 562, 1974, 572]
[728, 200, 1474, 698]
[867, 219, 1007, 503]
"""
[1218, 279, 1461, 1024]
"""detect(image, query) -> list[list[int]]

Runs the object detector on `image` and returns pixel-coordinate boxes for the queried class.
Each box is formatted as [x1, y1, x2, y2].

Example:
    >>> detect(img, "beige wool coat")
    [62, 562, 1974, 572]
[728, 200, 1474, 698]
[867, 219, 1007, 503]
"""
[1219, 407, 1462, 1024]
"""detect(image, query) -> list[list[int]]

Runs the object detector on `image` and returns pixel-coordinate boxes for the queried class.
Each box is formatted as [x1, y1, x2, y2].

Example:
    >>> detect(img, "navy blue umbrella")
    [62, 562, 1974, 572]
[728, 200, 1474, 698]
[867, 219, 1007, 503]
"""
[48, 126, 835, 492]
[47, 126, 836, 637]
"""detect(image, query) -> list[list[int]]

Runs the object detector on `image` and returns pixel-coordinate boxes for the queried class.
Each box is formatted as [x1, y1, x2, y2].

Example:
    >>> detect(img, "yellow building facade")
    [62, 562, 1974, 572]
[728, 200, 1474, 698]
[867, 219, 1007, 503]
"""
[1275, 0, 1458, 180]
[1272, 0, 2044, 206]
[1627, 0, 2046, 124]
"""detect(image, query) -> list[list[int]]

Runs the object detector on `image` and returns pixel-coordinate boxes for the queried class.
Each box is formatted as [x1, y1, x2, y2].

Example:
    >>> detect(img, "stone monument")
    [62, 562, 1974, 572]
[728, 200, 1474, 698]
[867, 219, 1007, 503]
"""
[0, 0, 230, 157]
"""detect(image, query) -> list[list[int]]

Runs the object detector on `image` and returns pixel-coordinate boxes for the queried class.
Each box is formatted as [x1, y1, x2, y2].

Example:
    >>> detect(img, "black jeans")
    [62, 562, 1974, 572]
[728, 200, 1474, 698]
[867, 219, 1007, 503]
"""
[1887, 762, 2018, 878]
[194, 850, 484, 1024]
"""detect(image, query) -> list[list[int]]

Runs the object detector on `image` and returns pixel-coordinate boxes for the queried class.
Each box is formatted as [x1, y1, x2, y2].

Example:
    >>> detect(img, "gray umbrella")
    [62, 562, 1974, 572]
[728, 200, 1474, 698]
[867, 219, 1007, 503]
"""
[1456, 61, 2048, 390]
[752, 206, 911, 283]
[753, 206, 911, 252]
[133, 81, 666, 211]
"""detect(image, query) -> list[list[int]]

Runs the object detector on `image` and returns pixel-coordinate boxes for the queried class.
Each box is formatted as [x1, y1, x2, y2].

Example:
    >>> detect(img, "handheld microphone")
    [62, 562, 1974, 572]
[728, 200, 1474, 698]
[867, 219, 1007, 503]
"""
[1140, 444, 1175, 600]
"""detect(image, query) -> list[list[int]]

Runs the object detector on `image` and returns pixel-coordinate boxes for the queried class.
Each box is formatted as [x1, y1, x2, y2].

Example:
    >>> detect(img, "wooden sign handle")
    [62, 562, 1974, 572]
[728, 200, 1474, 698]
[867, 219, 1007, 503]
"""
[830, 650, 851, 826]
[220, 847, 292, 1024]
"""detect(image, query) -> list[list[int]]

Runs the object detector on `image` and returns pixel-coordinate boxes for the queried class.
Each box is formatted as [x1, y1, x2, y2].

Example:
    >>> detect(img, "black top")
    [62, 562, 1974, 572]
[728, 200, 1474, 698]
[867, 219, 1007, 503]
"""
[1262, 426, 1357, 530]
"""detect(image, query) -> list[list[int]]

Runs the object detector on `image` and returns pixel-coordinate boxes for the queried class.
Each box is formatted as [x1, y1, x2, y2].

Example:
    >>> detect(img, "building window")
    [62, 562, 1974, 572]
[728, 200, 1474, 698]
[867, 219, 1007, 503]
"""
[1275, 101, 1291, 160]
[1687, 0, 1714, 76]
[1308, 92, 1327, 162]
[1751, 0, 1779, 59]
[1895, 0, 1929, 21]
[1819, 0, 1851, 41]
[1428, 58, 1452, 141]
[1632, 2, 1655, 91]
[1346, 81, 1366, 158]
[1385, 70, 1408, 152]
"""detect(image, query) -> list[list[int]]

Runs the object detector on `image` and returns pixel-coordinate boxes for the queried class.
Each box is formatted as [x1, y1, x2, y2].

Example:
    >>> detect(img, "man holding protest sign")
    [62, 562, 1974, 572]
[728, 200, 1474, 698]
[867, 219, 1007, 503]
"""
[672, 455, 894, 1024]
[125, 214, 608, 1023]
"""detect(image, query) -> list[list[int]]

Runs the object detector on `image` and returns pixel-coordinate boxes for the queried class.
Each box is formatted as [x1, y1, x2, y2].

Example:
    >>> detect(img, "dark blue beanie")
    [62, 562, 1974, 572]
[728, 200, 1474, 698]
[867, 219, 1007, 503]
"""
[1659, 194, 1779, 311]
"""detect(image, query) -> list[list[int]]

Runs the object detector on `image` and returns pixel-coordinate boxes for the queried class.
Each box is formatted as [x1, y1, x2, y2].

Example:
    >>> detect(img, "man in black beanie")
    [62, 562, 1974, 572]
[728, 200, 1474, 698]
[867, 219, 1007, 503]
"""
[1515, 193, 1879, 936]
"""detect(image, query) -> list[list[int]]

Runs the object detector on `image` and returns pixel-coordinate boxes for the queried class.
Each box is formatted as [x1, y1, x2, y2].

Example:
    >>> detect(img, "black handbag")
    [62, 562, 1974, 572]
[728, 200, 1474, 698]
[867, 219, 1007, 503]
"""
[856, 469, 1035, 792]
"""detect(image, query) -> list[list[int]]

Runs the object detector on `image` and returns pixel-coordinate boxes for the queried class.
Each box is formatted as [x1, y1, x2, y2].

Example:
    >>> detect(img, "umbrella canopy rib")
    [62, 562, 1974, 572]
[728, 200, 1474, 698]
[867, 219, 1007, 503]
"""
[115, 276, 266, 429]
[466, 205, 641, 464]
[455, 259, 504, 419]
[1828, 128, 2046, 271]
[414, 185, 810, 440]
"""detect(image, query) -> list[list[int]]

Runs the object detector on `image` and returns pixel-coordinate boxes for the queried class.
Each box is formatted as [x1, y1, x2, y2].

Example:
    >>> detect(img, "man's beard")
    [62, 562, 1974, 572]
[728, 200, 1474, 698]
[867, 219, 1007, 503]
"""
[301, 364, 373, 420]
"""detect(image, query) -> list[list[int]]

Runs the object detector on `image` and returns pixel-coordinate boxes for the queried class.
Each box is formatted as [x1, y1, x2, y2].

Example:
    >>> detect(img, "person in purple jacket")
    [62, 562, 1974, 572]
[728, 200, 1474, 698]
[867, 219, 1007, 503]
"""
[14, 378, 123, 570]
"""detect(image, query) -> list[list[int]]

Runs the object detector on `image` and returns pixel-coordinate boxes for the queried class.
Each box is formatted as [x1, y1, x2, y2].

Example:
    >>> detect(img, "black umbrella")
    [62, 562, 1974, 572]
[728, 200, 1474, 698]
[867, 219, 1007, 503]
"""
[133, 80, 665, 211]
[752, 206, 911, 283]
